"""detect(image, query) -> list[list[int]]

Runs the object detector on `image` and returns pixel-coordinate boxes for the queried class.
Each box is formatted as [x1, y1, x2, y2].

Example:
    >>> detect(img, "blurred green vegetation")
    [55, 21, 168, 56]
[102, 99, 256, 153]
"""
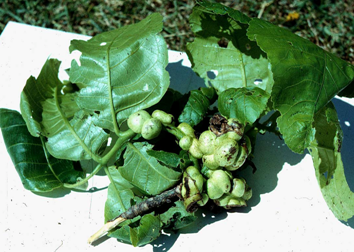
[0, 0, 353, 63]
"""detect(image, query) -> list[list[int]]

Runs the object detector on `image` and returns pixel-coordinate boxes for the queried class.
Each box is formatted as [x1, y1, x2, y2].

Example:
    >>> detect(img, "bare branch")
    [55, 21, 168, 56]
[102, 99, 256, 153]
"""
[88, 184, 182, 244]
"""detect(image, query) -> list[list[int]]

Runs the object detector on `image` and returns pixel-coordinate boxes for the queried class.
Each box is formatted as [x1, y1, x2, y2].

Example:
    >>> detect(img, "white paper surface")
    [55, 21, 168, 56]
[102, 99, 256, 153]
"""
[1, 21, 354, 252]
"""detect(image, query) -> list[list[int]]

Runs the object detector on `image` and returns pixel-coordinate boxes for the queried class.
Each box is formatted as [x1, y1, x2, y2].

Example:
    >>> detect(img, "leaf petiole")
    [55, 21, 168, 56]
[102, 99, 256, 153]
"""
[64, 163, 104, 189]
[64, 129, 136, 189]
[99, 128, 136, 165]
[164, 124, 185, 140]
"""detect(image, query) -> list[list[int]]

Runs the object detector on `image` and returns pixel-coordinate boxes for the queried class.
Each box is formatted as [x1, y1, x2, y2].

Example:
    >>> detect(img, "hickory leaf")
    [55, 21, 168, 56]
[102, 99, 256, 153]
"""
[69, 13, 169, 133]
[160, 201, 197, 230]
[119, 142, 181, 196]
[187, 4, 273, 95]
[129, 214, 161, 247]
[247, 18, 354, 153]
[20, 59, 109, 161]
[0, 109, 84, 192]
[146, 149, 181, 168]
[195, 0, 251, 24]
[178, 88, 217, 127]
[218, 87, 270, 125]
[20, 58, 64, 137]
[104, 166, 145, 245]
[104, 166, 135, 222]
[308, 103, 354, 221]
[2, 2, 354, 249]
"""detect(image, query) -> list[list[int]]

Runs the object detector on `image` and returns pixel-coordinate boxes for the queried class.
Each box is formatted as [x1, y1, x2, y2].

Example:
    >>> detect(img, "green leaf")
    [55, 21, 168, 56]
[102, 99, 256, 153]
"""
[195, 0, 251, 24]
[308, 103, 354, 221]
[20, 59, 63, 137]
[105, 166, 154, 245]
[247, 18, 354, 153]
[42, 109, 109, 161]
[178, 88, 217, 127]
[187, 5, 273, 94]
[160, 201, 197, 230]
[146, 149, 181, 168]
[130, 214, 161, 247]
[104, 166, 135, 222]
[69, 13, 169, 132]
[20, 59, 109, 161]
[0, 109, 84, 192]
[119, 142, 181, 195]
[109, 225, 132, 245]
[218, 87, 270, 125]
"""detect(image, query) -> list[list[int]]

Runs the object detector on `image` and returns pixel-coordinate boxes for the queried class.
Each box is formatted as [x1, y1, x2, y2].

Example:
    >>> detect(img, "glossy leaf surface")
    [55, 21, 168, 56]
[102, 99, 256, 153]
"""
[69, 13, 169, 132]
[219, 87, 270, 125]
[187, 5, 273, 94]
[120, 142, 181, 195]
[247, 18, 354, 153]
[178, 88, 217, 127]
[20, 59, 109, 161]
[104, 166, 135, 222]
[146, 149, 181, 168]
[0, 109, 83, 192]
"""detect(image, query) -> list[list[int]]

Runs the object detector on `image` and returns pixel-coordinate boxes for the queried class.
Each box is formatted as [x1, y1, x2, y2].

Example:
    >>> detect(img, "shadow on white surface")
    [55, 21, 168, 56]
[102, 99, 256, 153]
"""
[33, 183, 109, 198]
[241, 131, 306, 208]
[151, 207, 228, 252]
[166, 60, 205, 94]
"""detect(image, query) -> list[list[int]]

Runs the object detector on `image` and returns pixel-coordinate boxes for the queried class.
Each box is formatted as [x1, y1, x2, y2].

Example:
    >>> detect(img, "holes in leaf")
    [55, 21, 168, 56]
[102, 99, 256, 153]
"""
[100, 42, 107, 46]
[254, 79, 263, 85]
[218, 37, 229, 48]
[207, 70, 218, 80]
[287, 41, 293, 46]
[94, 111, 100, 115]
[107, 137, 112, 146]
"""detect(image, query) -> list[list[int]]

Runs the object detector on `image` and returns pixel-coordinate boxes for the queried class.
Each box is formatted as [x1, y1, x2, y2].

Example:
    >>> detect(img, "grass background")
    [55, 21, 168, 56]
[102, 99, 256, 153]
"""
[0, 0, 353, 64]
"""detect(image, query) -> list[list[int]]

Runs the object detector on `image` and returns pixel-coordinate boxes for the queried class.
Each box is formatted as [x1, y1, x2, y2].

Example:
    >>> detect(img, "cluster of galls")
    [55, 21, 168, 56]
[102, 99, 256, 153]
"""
[127, 110, 252, 211]
[178, 117, 252, 211]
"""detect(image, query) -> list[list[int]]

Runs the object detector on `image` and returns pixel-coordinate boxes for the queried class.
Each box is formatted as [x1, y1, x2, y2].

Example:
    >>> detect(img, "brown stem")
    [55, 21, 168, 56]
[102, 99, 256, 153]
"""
[88, 184, 182, 244]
